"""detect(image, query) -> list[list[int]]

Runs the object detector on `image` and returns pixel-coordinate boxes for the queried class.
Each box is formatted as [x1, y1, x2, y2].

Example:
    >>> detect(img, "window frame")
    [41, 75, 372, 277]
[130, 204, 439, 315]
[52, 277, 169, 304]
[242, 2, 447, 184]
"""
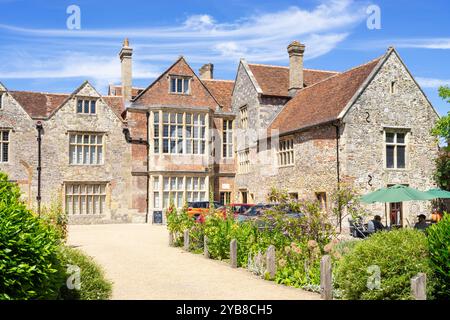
[69, 132, 105, 166]
[0, 129, 10, 163]
[384, 130, 408, 170]
[238, 148, 250, 174]
[222, 119, 234, 158]
[169, 75, 191, 95]
[0, 92, 4, 109]
[65, 183, 107, 215]
[239, 105, 248, 129]
[152, 110, 207, 155]
[76, 98, 98, 115]
[277, 137, 294, 167]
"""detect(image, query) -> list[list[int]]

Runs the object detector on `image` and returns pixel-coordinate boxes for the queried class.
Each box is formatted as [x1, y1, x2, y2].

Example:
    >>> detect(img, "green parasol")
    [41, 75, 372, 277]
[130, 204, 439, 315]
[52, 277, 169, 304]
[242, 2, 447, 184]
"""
[426, 188, 450, 199]
[361, 184, 436, 204]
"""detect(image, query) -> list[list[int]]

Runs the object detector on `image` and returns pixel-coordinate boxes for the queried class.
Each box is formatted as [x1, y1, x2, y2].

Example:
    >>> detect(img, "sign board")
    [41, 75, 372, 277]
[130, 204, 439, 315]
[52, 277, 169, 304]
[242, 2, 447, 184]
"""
[222, 183, 231, 190]
[153, 211, 163, 224]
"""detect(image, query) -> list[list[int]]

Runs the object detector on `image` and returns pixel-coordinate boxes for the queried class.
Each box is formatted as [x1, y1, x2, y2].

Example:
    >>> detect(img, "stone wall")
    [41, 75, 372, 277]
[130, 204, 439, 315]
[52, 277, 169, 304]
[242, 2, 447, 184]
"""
[0, 91, 38, 207]
[340, 51, 439, 226]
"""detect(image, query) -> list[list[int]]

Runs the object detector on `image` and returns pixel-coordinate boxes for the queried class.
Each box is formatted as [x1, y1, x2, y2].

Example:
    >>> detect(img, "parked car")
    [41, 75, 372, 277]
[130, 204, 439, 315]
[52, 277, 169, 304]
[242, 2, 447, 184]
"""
[218, 203, 255, 218]
[238, 203, 305, 229]
[187, 201, 222, 220]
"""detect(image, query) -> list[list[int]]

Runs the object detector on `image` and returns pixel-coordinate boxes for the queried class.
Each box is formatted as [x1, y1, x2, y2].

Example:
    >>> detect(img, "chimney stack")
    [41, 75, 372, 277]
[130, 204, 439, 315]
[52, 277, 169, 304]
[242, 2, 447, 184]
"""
[287, 41, 306, 97]
[199, 63, 214, 80]
[119, 38, 133, 101]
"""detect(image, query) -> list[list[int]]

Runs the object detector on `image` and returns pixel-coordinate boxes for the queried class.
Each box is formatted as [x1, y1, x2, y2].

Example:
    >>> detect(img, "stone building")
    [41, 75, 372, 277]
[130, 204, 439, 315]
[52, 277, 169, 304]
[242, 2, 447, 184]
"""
[232, 43, 440, 227]
[0, 39, 440, 227]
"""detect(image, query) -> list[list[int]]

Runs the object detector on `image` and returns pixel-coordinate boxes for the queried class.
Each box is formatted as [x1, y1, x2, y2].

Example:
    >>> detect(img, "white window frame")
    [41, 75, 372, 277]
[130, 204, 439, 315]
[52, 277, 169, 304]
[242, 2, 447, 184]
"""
[69, 133, 104, 165]
[153, 175, 208, 210]
[0, 130, 10, 163]
[240, 106, 248, 129]
[76, 98, 97, 115]
[222, 119, 233, 158]
[278, 137, 294, 167]
[153, 111, 206, 155]
[385, 131, 407, 169]
[238, 148, 250, 174]
[65, 183, 107, 215]
[169, 76, 191, 94]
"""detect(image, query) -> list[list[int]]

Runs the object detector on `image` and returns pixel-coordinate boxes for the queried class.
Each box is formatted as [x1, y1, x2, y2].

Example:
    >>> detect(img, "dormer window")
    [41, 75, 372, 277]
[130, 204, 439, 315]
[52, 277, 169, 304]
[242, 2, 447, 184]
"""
[0, 92, 4, 109]
[77, 99, 97, 114]
[169, 76, 190, 94]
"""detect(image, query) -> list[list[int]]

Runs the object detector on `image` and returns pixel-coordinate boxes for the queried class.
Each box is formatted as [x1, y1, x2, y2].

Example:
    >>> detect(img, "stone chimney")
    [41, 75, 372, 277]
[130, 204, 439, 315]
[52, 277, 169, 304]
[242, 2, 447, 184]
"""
[119, 38, 133, 101]
[287, 41, 306, 97]
[199, 63, 214, 80]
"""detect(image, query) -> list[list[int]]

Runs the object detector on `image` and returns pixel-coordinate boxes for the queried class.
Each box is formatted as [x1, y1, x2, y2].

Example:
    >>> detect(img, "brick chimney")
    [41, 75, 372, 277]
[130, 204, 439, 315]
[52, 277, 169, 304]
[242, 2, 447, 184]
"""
[287, 41, 306, 97]
[199, 63, 214, 80]
[119, 38, 133, 101]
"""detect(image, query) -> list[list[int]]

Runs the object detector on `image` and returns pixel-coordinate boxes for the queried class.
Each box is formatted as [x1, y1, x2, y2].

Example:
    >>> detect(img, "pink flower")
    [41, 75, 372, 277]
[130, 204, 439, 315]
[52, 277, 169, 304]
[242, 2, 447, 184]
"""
[307, 240, 318, 249]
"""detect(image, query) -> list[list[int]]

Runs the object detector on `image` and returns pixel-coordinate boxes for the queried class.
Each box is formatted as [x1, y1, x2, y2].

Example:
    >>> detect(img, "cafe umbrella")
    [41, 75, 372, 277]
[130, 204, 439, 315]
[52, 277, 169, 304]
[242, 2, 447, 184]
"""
[426, 188, 450, 199]
[361, 184, 436, 226]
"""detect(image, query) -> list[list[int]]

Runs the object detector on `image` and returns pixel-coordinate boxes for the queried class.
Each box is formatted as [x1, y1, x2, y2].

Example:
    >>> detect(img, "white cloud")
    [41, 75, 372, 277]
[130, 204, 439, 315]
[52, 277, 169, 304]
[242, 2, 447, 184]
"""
[0, 0, 368, 90]
[416, 77, 450, 88]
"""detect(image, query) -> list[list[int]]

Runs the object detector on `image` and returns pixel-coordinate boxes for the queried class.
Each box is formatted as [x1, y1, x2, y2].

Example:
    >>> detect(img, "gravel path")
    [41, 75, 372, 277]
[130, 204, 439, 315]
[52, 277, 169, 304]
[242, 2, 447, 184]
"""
[68, 224, 320, 300]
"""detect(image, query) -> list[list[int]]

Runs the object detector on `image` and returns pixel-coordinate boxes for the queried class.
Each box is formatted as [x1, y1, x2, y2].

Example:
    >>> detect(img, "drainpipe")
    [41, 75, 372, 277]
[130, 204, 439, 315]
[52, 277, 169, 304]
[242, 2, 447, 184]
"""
[36, 121, 43, 217]
[122, 112, 150, 223]
[332, 121, 342, 232]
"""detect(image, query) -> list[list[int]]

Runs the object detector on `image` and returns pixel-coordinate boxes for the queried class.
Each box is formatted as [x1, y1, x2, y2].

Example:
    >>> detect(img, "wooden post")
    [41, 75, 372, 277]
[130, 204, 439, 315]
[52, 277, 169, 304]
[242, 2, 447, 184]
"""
[183, 230, 190, 251]
[230, 239, 237, 268]
[266, 245, 276, 280]
[204, 236, 210, 259]
[411, 273, 427, 300]
[169, 231, 174, 247]
[320, 255, 332, 300]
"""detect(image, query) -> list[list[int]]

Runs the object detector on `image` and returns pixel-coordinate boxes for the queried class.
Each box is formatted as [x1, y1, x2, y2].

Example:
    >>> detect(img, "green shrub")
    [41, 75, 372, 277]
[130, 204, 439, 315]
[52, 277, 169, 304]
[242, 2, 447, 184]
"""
[166, 204, 194, 247]
[0, 172, 65, 300]
[427, 213, 450, 299]
[335, 229, 434, 300]
[204, 213, 233, 260]
[58, 247, 112, 300]
[40, 196, 68, 241]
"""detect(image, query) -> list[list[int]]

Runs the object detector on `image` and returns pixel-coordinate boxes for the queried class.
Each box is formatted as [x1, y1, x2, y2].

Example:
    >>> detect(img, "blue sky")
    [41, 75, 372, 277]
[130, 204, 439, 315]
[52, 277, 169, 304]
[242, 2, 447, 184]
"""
[0, 0, 449, 115]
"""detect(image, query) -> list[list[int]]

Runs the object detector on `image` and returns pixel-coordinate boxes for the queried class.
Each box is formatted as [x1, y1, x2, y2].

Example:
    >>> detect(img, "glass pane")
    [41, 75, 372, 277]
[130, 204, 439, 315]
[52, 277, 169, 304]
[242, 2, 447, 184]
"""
[170, 140, 176, 153]
[397, 146, 406, 168]
[154, 192, 160, 208]
[177, 177, 183, 190]
[177, 79, 183, 93]
[97, 146, 103, 164]
[177, 192, 183, 207]
[69, 145, 75, 164]
[397, 133, 405, 144]
[84, 135, 89, 143]
[186, 114, 192, 124]
[170, 78, 176, 93]
[177, 113, 183, 124]
[97, 135, 103, 144]
[153, 177, 159, 189]
[87, 196, 93, 214]
[186, 177, 192, 190]
[170, 126, 176, 138]
[386, 146, 395, 168]
[183, 79, 189, 93]
[154, 111, 159, 123]
[77, 100, 83, 113]
[90, 146, 95, 164]
[163, 192, 169, 208]
[163, 139, 169, 153]
[77, 146, 82, 164]
[70, 134, 76, 143]
[170, 113, 176, 124]
[90, 135, 96, 144]
[84, 100, 89, 113]
[163, 178, 169, 190]
[90, 100, 96, 114]
[73, 196, 79, 214]
[163, 112, 169, 123]
[163, 125, 169, 137]
[170, 177, 176, 190]
[193, 177, 199, 190]
[77, 135, 82, 143]
[154, 125, 159, 137]
[186, 126, 192, 138]
[94, 196, 99, 214]
[154, 139, 160, 153]
[177, 126, 183, 137]
[386, 132, 395, 143]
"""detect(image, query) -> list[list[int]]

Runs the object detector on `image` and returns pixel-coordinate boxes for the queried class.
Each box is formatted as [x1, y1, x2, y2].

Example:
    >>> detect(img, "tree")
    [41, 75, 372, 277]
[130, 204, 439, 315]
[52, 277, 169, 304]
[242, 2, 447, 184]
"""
[432, 86, 450, 191]
[432, 86, 450, 143]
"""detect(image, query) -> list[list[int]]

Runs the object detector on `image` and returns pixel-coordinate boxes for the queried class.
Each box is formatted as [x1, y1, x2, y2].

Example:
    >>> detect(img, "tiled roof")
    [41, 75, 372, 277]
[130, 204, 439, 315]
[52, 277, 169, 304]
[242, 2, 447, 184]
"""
[108, 85, 145, 98]
[202, 79, 235, 112]
[9, 91, 69, 118]
[102, 96, 126, 119]
[247, 64, 338, 97]
[268, 56, 383, 136]
[9, 91, 126, 120]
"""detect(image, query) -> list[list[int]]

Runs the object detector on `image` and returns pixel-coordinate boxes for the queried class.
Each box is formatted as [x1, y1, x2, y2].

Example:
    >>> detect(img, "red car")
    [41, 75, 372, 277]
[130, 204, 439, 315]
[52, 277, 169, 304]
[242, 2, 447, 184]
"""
[219, 203, 255, 219]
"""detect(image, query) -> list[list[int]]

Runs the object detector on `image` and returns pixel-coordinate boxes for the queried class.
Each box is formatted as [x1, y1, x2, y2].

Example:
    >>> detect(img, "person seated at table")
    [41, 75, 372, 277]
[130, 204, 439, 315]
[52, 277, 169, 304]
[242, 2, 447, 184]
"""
[414, 214, 429, 231]
[367, 215, 385, 233]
